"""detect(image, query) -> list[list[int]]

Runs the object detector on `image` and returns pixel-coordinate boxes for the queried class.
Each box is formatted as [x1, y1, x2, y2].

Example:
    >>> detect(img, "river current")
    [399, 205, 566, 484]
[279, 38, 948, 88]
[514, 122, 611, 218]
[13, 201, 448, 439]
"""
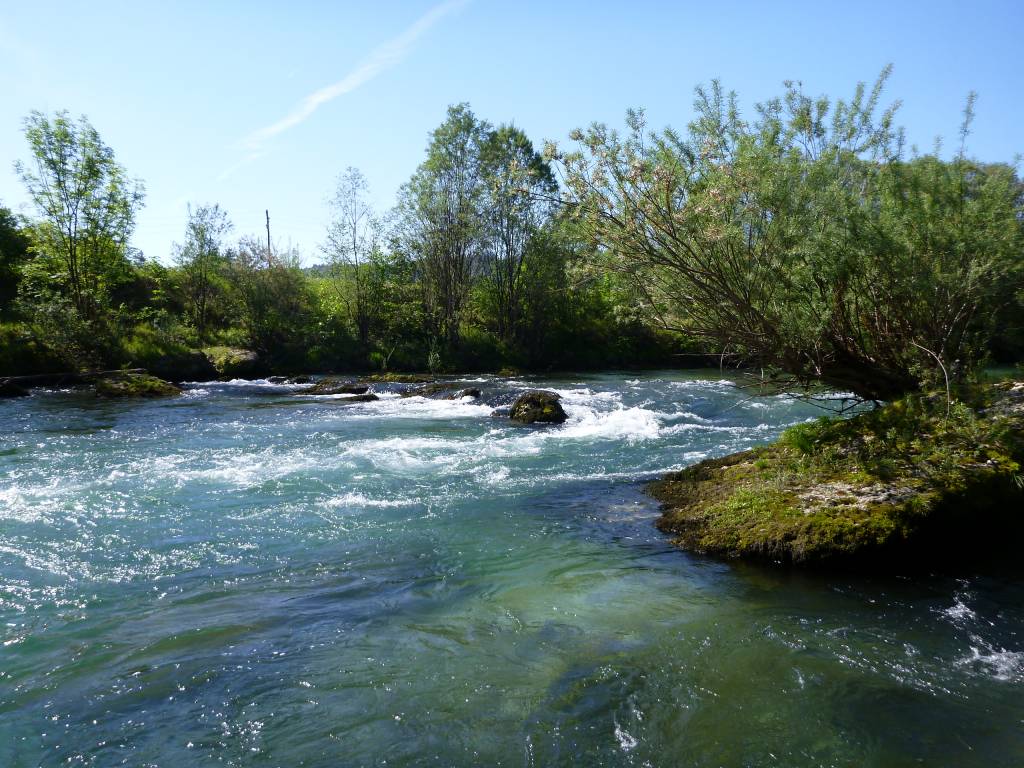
[1, 372, 1022, 766]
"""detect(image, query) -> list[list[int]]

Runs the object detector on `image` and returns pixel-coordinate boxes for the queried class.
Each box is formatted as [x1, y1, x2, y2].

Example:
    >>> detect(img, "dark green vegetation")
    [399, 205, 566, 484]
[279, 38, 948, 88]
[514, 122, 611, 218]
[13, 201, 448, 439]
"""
[557, 68, 1024, 401]
[7, 73, 1018, 389]
[1, 108, 685, 380]
[649, 381, 1024, 565]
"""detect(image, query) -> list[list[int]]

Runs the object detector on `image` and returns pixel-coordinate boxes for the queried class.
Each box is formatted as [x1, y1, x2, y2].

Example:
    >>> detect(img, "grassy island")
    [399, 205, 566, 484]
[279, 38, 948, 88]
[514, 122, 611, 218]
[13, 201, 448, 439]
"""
[649, 381, 1024, 566]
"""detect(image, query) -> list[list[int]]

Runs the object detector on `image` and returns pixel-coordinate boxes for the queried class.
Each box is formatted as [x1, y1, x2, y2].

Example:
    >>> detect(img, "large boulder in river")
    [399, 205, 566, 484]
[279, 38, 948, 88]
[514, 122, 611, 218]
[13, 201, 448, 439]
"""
[305, 378, 370, 395]
[400, 382, 447, 398]
[509, 390, 567, 425]
[202, 347, 264, 379]
[401, 383, 481, 399]
[94, 372, 181, 398]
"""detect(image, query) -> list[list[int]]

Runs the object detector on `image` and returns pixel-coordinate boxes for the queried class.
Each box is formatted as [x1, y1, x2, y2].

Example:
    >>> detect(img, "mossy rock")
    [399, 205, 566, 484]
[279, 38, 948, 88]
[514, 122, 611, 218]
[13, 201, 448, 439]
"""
[94, 373, 181, 398]
[648, 384, 1024, 567]
[401, 383, 482, 400]
[496, 367, 521, 377]
[359, 372, 435, 384]
[509, 390, 567, 425]
[202, 347, 264, 379]
[304, 378, 369, 395]
[400, 382, 448, 398]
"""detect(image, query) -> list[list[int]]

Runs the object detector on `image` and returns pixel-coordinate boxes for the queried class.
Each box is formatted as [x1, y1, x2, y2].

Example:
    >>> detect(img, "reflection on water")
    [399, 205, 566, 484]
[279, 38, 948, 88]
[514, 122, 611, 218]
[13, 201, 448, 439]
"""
[0, 372, 1021, 766]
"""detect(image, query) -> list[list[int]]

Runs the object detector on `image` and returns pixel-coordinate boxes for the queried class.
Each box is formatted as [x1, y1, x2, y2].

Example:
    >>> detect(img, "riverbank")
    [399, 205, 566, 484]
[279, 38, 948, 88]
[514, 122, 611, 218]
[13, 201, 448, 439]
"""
[648, 381, 1024, 567]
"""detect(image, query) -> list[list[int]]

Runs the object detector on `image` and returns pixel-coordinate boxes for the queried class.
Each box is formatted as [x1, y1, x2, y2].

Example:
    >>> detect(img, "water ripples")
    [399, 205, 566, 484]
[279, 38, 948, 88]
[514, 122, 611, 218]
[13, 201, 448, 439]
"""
[1, 372, 1022, 766]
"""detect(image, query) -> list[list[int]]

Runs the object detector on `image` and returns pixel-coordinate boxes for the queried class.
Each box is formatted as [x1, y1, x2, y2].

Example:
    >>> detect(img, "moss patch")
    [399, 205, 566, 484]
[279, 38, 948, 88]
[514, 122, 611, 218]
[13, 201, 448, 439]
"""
[648, 382, 1024, 566]
[359, 372, 436, 384]
[94, 373, 181, 398]
[202, 347, 263, 379]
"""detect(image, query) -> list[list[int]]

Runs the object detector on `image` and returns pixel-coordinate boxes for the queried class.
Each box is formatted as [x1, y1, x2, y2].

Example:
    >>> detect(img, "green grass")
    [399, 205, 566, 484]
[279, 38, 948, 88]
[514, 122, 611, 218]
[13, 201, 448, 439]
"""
[649, 382, 1024, 566]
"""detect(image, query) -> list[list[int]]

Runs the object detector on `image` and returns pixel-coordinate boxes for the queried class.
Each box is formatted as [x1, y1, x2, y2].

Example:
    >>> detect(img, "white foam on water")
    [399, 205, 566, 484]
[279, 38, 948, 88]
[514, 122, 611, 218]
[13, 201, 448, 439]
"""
[325, 492, 416, 509]
[0, 483, 58, 523]
[652, 409, 713, 424]
[559, 405, 662, 443]
[669, 378, 736, 390]
[942, 596, 976, 625]
[662, 421, 774, 436]
[957, 640, 1024, 682]
[613, 719, 639, 752]
[343, 395, 493, 421]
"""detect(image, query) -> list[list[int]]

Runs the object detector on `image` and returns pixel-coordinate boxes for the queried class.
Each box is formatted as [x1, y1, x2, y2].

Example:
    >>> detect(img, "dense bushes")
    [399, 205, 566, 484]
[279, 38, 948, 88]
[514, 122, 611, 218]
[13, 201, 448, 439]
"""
[4, 79, 1021, 380]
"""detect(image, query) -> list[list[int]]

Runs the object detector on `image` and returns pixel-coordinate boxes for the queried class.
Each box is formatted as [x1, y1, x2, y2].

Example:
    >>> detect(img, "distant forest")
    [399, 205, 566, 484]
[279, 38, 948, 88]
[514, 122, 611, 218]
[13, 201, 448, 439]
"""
[2, 69, 1022, 398]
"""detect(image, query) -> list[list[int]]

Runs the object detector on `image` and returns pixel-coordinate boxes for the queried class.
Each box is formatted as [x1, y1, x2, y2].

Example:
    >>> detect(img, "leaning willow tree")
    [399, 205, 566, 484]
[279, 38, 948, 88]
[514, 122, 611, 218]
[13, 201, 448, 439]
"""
[552, 69, 1023, 401]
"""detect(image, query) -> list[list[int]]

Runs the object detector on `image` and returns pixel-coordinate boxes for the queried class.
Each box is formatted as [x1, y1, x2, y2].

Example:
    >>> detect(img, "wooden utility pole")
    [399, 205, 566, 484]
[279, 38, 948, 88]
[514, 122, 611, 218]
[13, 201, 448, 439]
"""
[265, 209, 272, 257]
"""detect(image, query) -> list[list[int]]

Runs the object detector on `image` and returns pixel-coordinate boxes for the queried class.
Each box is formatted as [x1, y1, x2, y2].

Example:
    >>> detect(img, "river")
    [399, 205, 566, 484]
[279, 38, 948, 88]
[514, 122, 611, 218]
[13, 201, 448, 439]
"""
[1, 372, 1021, 766]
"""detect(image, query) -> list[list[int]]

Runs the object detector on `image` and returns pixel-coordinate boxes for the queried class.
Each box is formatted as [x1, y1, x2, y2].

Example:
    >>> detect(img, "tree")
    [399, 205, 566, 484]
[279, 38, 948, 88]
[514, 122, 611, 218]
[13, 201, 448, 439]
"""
[396, 104, 490, 354]
[174, 203, 233, 342]
[479, 125, 557, 343]
[0, 204, 30, 317]
[555, 70, 1024, 400]
[228, 237, 316, 363]
[323, 167, 383, 350]
[15, 111, 145, 320]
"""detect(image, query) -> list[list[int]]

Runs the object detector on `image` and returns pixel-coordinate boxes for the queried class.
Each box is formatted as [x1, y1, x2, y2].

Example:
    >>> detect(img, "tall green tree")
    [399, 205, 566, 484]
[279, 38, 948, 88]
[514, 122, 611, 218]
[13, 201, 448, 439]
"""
[479, 125, 557, 343]
[323, 167, 384, 351]
[174, 203, 233, 342]
[555, 70, 1024, 400]
[396, 104, 490, 354]
[228, 237, 316, 364]
[15, 111, 145, 320]
[0, 204, 30, 317]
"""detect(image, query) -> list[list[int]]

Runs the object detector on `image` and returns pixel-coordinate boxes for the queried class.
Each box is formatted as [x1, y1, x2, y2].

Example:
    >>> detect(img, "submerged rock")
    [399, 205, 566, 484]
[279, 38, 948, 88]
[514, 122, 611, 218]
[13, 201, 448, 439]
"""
[509, 390, 567, 424]
[400, 382, 446, 398]
[287, 375, 313, 385]
[304, 378, 370, 395]
[322, 393, 379, 404]
[402, 383, 482, 400]
[94, 373, 181, 398]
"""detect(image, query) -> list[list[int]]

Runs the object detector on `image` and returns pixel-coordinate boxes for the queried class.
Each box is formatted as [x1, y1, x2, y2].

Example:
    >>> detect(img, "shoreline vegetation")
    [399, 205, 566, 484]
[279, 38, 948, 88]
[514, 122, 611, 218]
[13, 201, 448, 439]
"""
[2, 70, 1023, 570]
[648, 380, 1024, 567]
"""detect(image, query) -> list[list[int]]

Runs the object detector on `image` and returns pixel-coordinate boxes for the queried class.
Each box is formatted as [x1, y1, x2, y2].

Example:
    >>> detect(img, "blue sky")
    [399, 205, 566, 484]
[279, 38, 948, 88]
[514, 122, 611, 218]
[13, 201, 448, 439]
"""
[1, 0, 1021, 264]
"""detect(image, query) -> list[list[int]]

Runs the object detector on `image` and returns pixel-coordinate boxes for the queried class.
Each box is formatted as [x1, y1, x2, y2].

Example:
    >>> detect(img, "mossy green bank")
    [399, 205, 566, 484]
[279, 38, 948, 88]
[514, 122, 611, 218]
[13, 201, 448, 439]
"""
[648, 382, 1024, 566]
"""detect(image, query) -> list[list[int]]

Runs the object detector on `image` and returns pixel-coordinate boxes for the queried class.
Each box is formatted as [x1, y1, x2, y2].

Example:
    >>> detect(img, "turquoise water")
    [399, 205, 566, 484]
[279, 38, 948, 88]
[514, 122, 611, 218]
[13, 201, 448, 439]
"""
[1, 372, 1022, 767]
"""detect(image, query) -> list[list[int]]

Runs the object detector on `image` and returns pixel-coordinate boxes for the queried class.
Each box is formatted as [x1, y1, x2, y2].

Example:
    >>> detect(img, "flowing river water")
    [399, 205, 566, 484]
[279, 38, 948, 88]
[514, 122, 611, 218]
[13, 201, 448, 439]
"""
[1, 372, 1022, 766]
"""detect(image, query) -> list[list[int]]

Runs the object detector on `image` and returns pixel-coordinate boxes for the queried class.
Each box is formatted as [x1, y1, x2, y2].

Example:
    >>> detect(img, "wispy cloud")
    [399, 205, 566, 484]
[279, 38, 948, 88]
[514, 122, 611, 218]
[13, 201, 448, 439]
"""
[231, 0, 466, 170]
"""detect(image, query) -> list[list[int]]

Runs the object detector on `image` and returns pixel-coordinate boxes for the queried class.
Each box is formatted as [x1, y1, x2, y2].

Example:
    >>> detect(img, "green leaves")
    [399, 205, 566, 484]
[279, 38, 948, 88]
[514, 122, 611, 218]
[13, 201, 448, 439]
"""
[560, 71, 1024, 400]
[15, 111, 145, 327]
